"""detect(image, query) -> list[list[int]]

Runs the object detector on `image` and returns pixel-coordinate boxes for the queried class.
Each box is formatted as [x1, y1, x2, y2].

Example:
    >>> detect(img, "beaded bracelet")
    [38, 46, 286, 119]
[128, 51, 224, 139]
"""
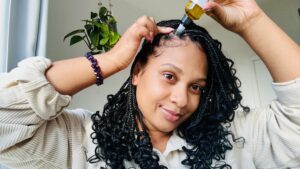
[85, 52, 103, 86]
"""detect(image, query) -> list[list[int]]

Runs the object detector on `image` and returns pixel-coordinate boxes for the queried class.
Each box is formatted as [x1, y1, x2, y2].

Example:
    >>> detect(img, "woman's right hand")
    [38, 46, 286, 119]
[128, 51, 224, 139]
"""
[104, 16, 174, 71]
[45, 16, 173, 95]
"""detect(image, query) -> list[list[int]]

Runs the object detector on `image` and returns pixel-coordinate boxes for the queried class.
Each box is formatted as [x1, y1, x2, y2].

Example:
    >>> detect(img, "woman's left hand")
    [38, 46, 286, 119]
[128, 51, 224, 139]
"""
[204, 0, 300, 83]
[203, 0, 263, 34]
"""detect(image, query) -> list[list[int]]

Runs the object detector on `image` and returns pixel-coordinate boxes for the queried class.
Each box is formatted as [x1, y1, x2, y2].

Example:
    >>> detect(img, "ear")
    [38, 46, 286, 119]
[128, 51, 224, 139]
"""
[132, 62, 143, 86]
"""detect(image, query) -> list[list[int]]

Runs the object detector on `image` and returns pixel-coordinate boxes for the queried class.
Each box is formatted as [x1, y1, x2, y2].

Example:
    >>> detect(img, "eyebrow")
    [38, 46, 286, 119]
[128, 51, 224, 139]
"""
[160, 63, 207, 82]
[161, 63, 183, 73]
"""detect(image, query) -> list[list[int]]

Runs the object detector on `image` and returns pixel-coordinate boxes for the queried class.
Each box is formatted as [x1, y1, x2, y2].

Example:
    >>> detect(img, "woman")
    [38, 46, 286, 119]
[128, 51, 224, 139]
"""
[1, 0, 300, 169]
[88, 19, 243, 169]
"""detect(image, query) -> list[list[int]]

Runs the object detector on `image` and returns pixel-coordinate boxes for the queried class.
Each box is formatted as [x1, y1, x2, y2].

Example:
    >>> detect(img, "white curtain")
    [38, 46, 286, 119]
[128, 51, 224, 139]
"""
[0, 0, 48, 73]
[0, 1, 48, 168]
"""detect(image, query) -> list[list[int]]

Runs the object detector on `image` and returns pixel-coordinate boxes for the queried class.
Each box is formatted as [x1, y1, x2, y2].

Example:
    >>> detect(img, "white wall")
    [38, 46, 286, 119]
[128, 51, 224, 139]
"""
[47, 0, 300, 111]
[258, 0, 300, 44]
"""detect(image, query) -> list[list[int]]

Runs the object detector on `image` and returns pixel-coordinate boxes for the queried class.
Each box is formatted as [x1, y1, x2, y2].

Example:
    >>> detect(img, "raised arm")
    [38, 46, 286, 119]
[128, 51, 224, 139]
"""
[46, 16, 173, 95]
[204, 0, 300, 82]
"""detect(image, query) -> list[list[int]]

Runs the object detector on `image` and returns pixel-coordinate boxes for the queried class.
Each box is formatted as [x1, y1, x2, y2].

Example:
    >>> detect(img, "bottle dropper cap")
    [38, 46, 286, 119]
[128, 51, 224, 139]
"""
[175, 24, 185, 36]
[175, 15, 192, 36]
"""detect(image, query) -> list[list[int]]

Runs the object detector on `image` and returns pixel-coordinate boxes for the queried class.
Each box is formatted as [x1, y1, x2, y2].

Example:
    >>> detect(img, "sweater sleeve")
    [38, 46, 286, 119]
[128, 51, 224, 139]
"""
[231, 78, 300, 168]
[259, 78, 300, 167]
[0, 57, 79, 168]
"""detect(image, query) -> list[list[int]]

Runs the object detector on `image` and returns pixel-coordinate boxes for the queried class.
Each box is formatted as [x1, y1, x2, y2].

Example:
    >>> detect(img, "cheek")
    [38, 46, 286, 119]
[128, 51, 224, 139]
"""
[187, 95, 201, 115]
[135, 75, 167, 112]
[136, 71, 170, 99]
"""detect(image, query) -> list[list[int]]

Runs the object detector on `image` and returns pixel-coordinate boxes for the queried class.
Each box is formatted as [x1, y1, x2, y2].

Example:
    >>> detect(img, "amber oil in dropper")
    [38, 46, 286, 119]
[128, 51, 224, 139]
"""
[185, 0, 205, 20]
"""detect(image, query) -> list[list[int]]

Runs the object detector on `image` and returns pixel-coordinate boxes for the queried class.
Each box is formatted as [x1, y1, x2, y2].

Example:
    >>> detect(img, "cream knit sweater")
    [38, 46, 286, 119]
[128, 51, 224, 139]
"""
[1, 57, 300, 169]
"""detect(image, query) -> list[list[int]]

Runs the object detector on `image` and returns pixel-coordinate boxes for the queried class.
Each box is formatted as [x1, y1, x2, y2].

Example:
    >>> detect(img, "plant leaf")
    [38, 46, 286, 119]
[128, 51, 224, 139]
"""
[66, 5, 120, 53]
[90, 31, 99, 47]
[99, 6, 107, 17]
[98, 23, 109, 37]
[110, 32, 120, 45]
[84, 24, 93, 34]
[100, 37, 109, 45]
[84, 24, 92, 30]
[107, 16, 116, 23]
[82, 20, 101, 28]
[63, 29, 84, 41]
[90, 12, 97, 19]
[70, 35, 84, 45]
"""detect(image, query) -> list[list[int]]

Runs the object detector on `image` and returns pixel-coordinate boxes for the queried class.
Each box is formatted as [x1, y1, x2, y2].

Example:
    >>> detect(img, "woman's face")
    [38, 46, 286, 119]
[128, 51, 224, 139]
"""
[132, 39, 208, 135]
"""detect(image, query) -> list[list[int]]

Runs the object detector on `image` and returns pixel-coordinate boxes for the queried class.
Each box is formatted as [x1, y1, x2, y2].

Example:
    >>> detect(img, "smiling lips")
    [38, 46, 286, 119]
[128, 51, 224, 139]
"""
[160, 107, 181, 122]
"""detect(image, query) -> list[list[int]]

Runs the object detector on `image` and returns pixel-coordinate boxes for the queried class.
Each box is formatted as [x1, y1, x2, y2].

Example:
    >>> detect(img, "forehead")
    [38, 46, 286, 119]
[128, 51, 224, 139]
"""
[152, 38, 206, 62]
[146, 38, 208, 76]
[158, 35, 202, 49]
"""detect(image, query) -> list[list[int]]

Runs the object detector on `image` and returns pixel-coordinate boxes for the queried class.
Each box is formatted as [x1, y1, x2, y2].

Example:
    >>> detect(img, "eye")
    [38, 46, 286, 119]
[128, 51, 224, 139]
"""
[190, 84, 203, 94]
[163, 72, 176, 81]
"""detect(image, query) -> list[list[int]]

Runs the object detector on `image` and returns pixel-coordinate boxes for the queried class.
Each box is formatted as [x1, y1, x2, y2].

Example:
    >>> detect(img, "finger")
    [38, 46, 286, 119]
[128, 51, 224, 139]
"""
[135, 16, 173, 41]
[203, 1, 221, 12]
[149, 17, 158, 35]
[136, 16, 155, 32]
[207, 0, 228, 5]
[136, 16, 157, 40]
[203, 1, 226, 20]
[157, 26, 174, 34]
[136, 25, 152, 42]
[149, 16, 155, 24]
[147, 16, 175, 35]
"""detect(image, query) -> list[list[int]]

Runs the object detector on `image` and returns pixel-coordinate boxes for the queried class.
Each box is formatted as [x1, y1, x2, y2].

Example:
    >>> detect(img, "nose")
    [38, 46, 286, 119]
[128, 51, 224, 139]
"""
[170, 84, 188, 108]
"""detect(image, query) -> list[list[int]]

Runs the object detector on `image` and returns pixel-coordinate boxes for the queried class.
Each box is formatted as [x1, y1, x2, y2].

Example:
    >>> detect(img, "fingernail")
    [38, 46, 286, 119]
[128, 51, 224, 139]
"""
[203, 7, 212, 12]
[167, 27, 174, 31]
[203, 4, 211, 11]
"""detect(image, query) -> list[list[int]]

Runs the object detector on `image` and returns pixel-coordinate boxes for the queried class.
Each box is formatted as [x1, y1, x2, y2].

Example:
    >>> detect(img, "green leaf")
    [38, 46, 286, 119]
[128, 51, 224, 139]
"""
[63, 29, 84, 41]
[99, 23, 109, 36]
[107, 16, 116, 23]
[90, 31, 99, 47]
[109, 23, 117, 32]
[84, 24, 93, 34]
[107, 16, 117, 32]
[109, 32, 120, 45]
[90, 12, 97, 19]
[70, 35, 84, 45]
[100, 37, 109, 45]
[66, 5, 120, 53]
[99, 6, 107, 17]
[82, 20, 102, 28]
[103, 46, 109, 51]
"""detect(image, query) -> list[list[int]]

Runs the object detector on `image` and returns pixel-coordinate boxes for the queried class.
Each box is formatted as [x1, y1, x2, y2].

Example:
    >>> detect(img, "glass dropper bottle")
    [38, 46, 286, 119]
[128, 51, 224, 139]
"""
[175, 0, 207, 36]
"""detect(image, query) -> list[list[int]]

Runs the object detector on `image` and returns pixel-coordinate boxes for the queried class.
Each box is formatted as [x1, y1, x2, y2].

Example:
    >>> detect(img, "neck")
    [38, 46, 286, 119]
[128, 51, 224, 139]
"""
[136, 117, 172, 153]
[148, 130, 172, 153]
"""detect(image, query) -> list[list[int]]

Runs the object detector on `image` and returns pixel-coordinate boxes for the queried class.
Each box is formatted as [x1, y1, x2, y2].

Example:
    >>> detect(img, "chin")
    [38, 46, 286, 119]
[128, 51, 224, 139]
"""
[156, 123, 178, 133]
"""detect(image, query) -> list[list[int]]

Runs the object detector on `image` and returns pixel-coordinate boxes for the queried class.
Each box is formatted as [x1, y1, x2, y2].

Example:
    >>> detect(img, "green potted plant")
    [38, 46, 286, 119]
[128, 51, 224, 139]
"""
[64, 3, 121, 54]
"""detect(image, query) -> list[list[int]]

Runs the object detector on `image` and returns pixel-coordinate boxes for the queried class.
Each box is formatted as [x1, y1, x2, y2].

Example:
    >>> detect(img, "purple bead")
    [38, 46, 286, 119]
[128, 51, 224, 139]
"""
[85, 52, 103, 85]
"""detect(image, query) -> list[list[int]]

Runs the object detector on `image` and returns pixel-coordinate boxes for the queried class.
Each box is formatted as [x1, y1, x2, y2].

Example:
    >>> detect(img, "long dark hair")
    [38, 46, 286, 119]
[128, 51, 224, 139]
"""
[89, 20, 248, 169]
